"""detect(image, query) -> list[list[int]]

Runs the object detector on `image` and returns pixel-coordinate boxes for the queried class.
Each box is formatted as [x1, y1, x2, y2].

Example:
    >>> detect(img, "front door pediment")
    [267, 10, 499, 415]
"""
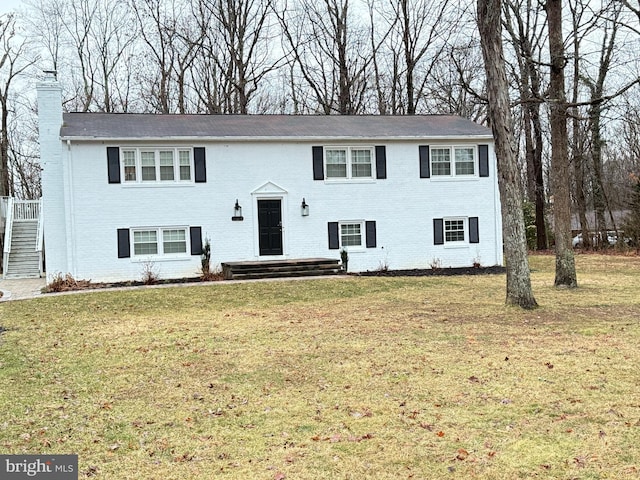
[252, 181, 288, 196]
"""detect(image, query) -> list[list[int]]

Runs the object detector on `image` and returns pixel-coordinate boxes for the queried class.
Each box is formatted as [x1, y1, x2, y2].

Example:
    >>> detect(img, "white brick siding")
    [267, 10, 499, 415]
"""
[43, 139, 502, 282]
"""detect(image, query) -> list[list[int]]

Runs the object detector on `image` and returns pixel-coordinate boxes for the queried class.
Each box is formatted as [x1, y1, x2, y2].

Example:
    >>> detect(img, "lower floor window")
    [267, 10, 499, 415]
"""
[133, 228, 187, 256]
[341, 222, 363, 247]
[163, 229, 187, 254]
[328, 220, 376, 250]
[445, 219, 465, 242]
[134, 230, 158, 255]
[434, 216, 479, 245]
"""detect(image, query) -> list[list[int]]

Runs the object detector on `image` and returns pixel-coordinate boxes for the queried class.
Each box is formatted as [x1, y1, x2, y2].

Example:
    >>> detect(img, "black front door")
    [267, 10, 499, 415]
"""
[258, 199, 283, 255]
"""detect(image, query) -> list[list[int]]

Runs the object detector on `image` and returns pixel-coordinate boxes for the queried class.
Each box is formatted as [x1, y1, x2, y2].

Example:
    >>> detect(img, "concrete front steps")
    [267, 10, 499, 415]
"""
[221, 258, 343, 280]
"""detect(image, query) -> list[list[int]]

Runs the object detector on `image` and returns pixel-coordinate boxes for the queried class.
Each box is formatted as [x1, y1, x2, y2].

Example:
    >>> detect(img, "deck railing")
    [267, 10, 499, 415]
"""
[13, 199, 41, 221]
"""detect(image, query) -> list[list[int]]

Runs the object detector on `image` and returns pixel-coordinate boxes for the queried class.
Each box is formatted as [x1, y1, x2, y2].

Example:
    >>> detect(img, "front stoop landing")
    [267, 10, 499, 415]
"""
[221, 258, 342, 280]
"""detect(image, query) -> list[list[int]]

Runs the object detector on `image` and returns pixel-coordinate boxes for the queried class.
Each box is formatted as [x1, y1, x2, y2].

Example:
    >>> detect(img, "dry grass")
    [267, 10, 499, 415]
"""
[1, 253, 639, 479]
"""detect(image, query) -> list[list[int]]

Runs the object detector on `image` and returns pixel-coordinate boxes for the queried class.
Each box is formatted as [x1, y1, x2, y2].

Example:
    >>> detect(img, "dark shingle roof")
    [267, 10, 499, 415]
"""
[60, 113, 492, 141]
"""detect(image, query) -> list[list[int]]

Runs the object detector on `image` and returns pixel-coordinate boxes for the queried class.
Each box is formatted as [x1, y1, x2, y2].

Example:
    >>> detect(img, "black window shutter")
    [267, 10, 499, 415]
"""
[479, 144, 489, 177]
[194, 147, 207, 183]
[190, 226, 203, 255]
[313, 146, 324, 180]
[366, 221, 377, 248]
[419, 145, 430, 178]
[469, 217, 479, 243]
[107, 147, 121, 184]
[375, 146, 387, 179]
[328, 222, 339, 249]
[434, 219, 444, 245]
[117, 228, 130, 258]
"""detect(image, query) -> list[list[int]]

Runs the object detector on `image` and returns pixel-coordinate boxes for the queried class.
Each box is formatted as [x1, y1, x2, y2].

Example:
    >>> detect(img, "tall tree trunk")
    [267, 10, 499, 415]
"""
[532, 104, 547, 250]
[570, 15, 591, 249]
[502, 0, 547, 249]
[527, 63, 546, 250]
[546, 0, 577, 287]
[0, 95, 10, 197]
[478, 0, 538, 309]
[587, 11, 619, 247]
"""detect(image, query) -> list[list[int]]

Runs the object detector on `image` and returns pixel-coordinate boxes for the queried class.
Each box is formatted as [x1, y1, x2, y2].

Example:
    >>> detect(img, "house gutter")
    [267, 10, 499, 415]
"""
[60, 135, 494, 143]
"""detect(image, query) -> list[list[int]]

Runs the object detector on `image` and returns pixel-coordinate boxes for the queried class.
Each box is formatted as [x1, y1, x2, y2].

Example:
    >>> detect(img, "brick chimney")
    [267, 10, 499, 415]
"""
[37, 70, 68, 278]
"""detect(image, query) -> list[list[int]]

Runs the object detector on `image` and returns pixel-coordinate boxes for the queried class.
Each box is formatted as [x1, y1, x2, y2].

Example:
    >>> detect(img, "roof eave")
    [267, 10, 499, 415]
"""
[60, 134, 494, 142]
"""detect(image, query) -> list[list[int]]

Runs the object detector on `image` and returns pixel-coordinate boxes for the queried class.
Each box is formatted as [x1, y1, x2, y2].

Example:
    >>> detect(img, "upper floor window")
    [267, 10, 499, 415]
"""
[325, 147, 373, 180]
[431, 146, 477, 177]
[121, 148, 192, 184]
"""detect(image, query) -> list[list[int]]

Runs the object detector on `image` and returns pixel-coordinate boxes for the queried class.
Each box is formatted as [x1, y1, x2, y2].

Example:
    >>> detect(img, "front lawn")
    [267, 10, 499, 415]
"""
[1, 254, 639, 479]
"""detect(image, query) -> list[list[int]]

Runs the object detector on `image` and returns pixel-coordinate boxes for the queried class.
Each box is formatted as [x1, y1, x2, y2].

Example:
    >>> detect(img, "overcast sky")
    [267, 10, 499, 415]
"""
[1, 0, 26, 16]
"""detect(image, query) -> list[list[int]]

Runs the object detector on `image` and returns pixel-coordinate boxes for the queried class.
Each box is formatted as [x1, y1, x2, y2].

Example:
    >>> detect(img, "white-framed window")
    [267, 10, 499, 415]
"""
[133, 227, 187, 256]
[179, 150, 191, 180]
[445, 218, 466, 243]
[341, 222, 363, 247]
[325, 147, 373, 179]
[431, 146, 477, 177]
[162, 229, 187, 254]
[122, 148, 193, 184]
[122, 150, 137, 181]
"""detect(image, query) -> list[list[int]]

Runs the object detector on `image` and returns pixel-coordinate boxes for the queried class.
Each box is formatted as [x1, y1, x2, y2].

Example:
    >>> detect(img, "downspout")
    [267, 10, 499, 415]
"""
[36, 198, 44, 277]
[64, 139, 76, 277]
[493, 144, 504, 266]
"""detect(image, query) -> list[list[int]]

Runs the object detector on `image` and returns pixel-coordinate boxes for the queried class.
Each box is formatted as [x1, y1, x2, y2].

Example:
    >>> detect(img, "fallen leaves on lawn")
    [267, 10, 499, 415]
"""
[311, 433, 375, 442]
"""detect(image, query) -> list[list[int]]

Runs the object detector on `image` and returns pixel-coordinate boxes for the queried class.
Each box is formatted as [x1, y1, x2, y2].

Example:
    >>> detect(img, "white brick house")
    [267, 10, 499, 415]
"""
[37, 73, 503, 283]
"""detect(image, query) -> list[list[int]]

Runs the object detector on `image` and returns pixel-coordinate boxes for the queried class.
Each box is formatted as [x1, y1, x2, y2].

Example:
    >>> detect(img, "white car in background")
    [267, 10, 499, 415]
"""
[572, 231, 622, 248]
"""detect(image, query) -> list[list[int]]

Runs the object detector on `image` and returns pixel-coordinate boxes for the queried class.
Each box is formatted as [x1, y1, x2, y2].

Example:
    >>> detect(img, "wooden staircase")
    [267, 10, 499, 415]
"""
[221, 258, 343, 280]
[2, 198, 43, 279]
[4, 221, 41, 278]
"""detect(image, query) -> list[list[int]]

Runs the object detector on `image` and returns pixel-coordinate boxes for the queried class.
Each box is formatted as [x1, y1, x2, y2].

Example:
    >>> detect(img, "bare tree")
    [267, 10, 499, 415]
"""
[503, 0, 547, 250]
[583, 3, 622, 246]
[431, 40, 487, 120]
[25, 0, 64, 72]
[478, 0, 538, 308]
[31, 0, 136, 112]
[545, 0, 577, 287]
[279, 0, 372, 114]
[0, 13, 39, 271]
[0, 14, 37, 198]
[132, 0, 180, 113]
[198, 0, 281, 114]
[568, 0, 592, 249]
[370, 0, 453, 114]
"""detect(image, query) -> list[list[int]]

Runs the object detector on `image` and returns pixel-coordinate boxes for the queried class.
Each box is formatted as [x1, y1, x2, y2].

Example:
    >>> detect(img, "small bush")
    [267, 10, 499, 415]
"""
[140, 261, 160, 285]
[200, 238, 214, 280]
[44, 273, 93, 293]
[201, 263, 224, 282]
[376, 260, 389, 272]
[340, 248, 349, 272]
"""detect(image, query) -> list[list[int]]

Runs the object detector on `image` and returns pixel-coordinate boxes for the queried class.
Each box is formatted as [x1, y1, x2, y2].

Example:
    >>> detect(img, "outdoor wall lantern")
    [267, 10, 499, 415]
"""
[301, 198, 310, 216]
[232, 199, 244, 221]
